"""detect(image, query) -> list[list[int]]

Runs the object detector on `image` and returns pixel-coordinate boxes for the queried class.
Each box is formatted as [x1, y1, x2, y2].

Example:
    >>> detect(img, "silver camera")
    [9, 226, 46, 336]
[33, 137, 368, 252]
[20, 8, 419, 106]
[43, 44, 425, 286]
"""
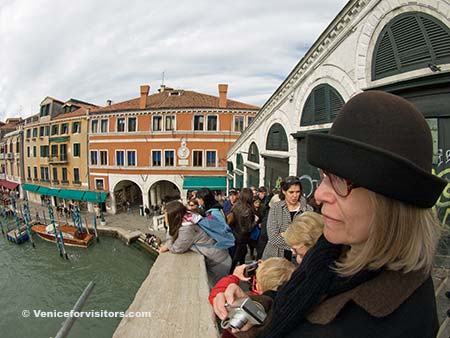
[221, 297, 267, 330]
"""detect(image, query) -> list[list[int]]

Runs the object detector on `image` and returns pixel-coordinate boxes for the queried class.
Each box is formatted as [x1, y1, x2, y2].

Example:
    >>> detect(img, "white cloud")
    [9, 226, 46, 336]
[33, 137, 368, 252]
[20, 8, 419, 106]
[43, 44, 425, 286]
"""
[0, 0, 348, 119]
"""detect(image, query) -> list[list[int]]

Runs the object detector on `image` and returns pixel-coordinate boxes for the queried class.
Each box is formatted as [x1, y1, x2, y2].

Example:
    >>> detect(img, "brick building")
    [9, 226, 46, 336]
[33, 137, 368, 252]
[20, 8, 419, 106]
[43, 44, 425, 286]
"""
[88, 84, 259, 214]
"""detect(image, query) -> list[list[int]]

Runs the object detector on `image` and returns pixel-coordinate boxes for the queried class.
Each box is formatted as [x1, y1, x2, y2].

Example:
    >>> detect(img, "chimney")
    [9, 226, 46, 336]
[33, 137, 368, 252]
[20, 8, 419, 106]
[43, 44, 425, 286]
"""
[140, 85, 150, 109]
[106, 99, 112, 106]
[218, 84, 228, 108]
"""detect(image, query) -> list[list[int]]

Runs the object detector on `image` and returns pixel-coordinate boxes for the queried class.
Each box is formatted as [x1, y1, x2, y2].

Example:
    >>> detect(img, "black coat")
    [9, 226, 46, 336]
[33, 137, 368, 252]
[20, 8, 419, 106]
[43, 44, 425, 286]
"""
[283, 272, 438, 338]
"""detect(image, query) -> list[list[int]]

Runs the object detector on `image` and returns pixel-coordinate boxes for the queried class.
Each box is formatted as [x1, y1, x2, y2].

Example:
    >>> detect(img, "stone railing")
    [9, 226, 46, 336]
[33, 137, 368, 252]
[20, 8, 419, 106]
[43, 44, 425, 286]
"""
[113, 251, 219, 338]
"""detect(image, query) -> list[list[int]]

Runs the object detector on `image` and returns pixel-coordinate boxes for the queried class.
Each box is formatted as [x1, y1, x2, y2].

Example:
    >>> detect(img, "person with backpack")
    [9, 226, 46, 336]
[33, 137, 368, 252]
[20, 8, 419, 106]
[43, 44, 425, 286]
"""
[197, 187, 237, 258]
[159, 200, 232, 285]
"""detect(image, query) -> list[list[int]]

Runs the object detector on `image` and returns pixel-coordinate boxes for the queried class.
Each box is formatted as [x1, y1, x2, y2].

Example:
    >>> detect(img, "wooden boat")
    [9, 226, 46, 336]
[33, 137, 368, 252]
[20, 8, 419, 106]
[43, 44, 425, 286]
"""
[32, 223, 93, 248]
[6, 225, 29, 244]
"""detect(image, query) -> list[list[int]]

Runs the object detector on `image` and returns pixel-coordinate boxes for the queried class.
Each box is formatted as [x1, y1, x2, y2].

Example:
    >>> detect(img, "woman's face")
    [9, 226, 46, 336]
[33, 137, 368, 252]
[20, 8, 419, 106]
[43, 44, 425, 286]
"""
[197, 197, 204, 207]
[314, 175, 373, 247]
[283, 184, 301, 207]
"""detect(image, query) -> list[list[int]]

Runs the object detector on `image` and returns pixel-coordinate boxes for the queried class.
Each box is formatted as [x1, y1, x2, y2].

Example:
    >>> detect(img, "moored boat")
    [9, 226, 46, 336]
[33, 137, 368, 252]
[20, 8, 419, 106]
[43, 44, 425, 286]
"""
[6, 225, 29, 244]
[32, 223, 93, 248]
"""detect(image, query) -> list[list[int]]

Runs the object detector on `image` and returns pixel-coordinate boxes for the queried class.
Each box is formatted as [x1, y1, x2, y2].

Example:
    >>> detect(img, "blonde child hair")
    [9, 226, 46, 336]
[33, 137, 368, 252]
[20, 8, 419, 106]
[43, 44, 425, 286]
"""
[255, 257, 295, 292]
[283, 211, 324, 249]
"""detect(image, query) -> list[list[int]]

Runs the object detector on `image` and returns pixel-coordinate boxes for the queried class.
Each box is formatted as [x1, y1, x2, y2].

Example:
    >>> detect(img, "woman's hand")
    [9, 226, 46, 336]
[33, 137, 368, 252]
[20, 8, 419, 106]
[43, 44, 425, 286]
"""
[232, 264, 251, 282]
[158, 244, 169, 253]
[213, 283, 247, 320]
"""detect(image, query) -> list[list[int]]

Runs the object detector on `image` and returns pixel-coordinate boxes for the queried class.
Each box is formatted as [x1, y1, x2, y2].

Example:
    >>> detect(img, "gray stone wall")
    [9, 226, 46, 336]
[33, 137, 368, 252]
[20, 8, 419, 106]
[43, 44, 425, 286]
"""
[113, 251, 219, 338]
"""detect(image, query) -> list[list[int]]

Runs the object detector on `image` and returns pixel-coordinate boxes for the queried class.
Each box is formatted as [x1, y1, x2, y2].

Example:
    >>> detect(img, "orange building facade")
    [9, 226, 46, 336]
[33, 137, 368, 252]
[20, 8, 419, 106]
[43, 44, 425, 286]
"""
[88, 84, 259, 214]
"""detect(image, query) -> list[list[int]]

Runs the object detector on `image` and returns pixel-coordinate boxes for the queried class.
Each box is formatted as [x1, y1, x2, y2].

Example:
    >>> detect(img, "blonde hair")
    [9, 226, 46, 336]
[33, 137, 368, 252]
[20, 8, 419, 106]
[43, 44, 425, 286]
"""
[256, 257, 295, 292]
[335, 192, 441, 277]
[283, 211, 324, 248]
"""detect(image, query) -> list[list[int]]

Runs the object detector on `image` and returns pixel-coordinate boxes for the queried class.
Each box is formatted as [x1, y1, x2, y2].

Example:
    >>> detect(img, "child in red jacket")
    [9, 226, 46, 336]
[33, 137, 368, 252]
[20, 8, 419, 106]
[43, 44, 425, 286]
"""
[209, 257, 295, 338]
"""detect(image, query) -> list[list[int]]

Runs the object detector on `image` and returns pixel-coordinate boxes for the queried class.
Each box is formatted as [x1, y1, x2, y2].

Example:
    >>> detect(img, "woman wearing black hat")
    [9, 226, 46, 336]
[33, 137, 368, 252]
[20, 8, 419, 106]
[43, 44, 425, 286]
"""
[212, 91, 446, 338]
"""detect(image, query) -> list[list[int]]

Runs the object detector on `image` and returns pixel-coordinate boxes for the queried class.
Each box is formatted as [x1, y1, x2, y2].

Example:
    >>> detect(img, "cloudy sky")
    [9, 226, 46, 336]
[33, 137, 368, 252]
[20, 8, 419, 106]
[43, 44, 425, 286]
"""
[0, 0, 348, 120]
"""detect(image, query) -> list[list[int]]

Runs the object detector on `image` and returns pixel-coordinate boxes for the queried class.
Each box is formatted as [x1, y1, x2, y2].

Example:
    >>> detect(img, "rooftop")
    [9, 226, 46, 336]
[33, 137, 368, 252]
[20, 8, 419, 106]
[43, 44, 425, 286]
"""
[91, 87, 260, 114]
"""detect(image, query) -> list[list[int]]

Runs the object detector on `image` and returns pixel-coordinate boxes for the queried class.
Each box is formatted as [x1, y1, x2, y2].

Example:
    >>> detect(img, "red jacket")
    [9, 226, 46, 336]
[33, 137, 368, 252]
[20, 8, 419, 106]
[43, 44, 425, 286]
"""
[209, 275, 241, 305]
[210, 275, 260, 338]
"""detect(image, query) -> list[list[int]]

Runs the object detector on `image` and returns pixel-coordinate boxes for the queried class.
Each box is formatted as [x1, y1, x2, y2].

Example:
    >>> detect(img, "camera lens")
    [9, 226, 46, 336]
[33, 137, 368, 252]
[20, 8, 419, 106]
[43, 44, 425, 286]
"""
[229, 311, 249, 330]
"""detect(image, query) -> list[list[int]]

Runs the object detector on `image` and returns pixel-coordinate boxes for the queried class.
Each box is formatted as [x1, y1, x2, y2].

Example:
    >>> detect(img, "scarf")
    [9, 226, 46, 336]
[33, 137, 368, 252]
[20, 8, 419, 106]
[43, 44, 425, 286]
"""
[260, 235, 380, 338]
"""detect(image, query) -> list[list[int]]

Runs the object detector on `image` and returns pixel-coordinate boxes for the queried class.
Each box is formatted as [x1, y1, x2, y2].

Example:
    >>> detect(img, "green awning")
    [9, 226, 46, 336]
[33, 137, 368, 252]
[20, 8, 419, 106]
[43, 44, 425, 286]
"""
[57, 189, 86, 201]
[83, 191, 108, 203]
[22, 183, 40, 193]
[45, 188, 60, 197]
[37, 186, 50, 195]
[183, 176, 226, 190]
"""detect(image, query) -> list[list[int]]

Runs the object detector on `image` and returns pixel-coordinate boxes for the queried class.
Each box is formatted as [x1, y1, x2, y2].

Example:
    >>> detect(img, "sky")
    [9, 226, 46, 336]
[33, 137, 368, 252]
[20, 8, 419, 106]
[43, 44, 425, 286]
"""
[0, 0, 348, 121]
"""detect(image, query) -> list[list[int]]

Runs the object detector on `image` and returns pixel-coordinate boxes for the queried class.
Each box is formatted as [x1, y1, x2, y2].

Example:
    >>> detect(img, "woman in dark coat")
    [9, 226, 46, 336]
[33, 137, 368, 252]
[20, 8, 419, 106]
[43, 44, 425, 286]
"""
[212, 91, 447, 338]
[227, 188, 255, 272]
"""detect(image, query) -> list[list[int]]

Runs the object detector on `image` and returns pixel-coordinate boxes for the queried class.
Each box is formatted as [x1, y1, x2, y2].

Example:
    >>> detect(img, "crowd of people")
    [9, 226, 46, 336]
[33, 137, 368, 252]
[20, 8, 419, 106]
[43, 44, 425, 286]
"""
[158, 91, 446, 337]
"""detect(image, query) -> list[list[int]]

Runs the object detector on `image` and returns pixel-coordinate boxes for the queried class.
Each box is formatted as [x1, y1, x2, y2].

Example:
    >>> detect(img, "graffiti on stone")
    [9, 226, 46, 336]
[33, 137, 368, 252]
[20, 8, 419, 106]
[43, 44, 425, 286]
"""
[299, 174, 320, 198]
[433, 167, 450, 229]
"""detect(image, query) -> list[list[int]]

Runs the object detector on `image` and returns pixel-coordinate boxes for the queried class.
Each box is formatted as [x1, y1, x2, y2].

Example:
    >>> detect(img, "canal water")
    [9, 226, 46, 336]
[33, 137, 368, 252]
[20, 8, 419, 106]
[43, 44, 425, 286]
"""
[0, 234, 155, 338]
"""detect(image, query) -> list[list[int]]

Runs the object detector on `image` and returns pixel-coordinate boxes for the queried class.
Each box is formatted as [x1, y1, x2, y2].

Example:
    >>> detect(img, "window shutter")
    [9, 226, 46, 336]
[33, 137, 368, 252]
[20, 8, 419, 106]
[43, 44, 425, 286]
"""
[248, 142, 260, 163]
[374, 31, 397, 77]
[329, 89, 344, 119]
[393, 15, 430, 67]
[373, 12, 450, 80]
[421, 15, 450, 58]
[236, 154, 244, 171]
[300, 85, 344, 126]
[314, 86, 327, 123]
[301, 96, 314, 125]
[266, 123, 288, 151]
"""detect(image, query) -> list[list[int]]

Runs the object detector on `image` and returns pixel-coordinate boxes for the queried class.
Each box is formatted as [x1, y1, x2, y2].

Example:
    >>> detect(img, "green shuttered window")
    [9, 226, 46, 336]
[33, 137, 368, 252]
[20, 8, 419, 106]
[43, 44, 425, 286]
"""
[300, 84, 344, 127]
[266, 123, 289, 151]
[372, 12, 450, 80]
[248, 142, 260, 163]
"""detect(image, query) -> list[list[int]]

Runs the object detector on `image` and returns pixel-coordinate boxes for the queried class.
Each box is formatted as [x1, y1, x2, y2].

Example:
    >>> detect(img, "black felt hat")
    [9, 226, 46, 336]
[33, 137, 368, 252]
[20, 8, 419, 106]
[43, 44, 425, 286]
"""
[306, 90, 447, 208]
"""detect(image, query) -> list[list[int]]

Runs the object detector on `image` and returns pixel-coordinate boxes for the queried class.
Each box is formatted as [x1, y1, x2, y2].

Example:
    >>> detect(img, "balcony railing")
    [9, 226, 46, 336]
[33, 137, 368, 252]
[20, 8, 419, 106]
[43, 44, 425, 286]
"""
[48, 154, 68, 164]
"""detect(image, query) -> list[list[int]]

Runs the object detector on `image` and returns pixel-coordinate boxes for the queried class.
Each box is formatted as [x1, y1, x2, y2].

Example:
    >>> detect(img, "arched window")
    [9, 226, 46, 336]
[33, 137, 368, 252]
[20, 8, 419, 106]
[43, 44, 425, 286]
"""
[266, 123, 288, 151]
[300, 84, 344, 126]
[372, 12, 450, 80]
[248, 142, 260, 163]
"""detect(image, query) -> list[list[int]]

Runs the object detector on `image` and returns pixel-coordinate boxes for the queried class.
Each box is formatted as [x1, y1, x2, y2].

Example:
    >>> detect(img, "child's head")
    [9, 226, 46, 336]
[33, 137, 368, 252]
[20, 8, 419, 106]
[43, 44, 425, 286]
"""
[283, 211, 324, 264]
[255, 257, 295, 293]
[187, 199, 199, 211]
[253, 197, 261, 209]
[165, 200, 187, 241]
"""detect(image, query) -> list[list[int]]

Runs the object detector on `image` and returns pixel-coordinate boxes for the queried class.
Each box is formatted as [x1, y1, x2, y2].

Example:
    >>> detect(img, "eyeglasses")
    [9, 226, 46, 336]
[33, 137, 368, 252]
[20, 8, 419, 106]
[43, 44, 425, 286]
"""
[319, 170, 358, 198]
